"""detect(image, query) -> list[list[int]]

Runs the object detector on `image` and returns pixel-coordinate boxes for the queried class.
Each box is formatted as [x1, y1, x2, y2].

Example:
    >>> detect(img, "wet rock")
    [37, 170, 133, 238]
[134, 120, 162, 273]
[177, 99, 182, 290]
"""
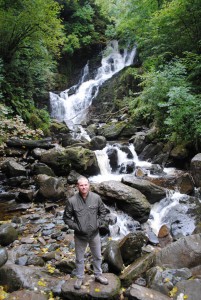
[119, 161, 135, 174]
[146, 230, 159, 245]
[103, 240, 124, 273]
[119, 144, 133, 158]
[119, 232, 148, 266]
[0, 247, 8, 267]
[6, 176, 29, 187]
[61, 273, 121, 300]
[124, 283, 171, 300]
[32, 148, 47, 159]
[15, 255, 28, 266]
[92, 181, 151, 223]
[0, 224, 18, 246]
[106, 147, 118, 172]
[120, 252, 156, 287]
[27, 255, 45, 267]
[122, 175, 166, 203]
[89, 135, 107, 150]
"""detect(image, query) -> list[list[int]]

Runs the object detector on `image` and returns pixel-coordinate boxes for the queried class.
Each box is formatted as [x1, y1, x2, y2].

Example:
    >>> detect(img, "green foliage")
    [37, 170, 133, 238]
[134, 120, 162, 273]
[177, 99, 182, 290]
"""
[62, 0, 107, 55]
[130, 59, 201, 142]
[0, 104, 44, 145]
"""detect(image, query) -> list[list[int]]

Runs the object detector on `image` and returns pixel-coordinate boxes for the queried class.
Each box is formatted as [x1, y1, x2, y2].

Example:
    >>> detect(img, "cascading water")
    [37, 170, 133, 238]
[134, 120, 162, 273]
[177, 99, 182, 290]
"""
[49, 40, 196, 240]
[49, 40, 136, 131]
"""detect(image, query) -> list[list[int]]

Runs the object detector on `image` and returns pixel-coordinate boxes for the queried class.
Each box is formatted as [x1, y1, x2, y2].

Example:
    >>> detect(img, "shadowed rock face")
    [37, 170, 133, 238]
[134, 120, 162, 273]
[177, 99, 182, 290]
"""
[91, 180, 151, 223]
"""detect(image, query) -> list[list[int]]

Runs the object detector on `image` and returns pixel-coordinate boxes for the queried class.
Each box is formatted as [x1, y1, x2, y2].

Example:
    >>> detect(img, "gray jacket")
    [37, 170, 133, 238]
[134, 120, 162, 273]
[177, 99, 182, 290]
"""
[63, 191, 108, 240]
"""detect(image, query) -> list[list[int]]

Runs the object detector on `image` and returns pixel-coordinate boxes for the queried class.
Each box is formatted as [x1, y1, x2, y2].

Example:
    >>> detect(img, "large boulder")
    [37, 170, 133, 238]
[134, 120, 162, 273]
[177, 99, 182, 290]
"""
[120, 253, 156, 287]
[97, 121, 126, 140]
[191, 153, 201, 187]
[91, 181, 151, 223]
[40, 145, 100, 176]
[156, 233, 201, 268]
[138, 143, 164, 161]
[89, 135, 107, 150]
[61, 273, 121, 300]
[124, 283, 171, 300]
[122, 175, 166, 203]
[34, 174, 65, 200]
[119, 232, 148, 266]
[0, 224, 18, 246]
[103, 240, 124, 273]
[1, 160, 27, 177]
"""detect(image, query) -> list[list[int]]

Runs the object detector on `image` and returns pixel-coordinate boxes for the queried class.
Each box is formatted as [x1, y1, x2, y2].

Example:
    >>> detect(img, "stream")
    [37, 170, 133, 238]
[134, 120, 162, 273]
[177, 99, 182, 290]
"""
[49, 40, 197, 240]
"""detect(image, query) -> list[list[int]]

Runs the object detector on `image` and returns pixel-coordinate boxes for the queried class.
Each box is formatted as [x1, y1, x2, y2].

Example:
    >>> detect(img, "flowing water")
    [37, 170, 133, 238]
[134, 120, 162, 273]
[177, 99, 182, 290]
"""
[49, 40, 196, 239]
[49, 40, 136, 131]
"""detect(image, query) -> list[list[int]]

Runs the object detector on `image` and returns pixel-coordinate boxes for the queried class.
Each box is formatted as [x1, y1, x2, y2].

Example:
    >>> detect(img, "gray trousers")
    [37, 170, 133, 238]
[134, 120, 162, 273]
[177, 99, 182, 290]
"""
[74, 233, 102, 279]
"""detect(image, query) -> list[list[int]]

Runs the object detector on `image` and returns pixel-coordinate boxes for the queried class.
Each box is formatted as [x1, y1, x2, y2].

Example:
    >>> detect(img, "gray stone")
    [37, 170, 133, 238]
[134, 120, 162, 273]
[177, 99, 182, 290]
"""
[0, 247, 8, 267]
[124, 283, 171, 300]
[0, 224, 18, 246]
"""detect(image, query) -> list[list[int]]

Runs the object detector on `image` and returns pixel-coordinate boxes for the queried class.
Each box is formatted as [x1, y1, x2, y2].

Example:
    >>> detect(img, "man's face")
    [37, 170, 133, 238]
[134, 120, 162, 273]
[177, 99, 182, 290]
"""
[77, 179, 90, 197]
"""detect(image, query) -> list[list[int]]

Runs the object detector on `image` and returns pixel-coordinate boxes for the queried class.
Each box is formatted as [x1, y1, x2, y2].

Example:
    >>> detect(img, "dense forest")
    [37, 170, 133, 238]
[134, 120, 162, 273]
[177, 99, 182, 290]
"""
[0, 0, 201, 149]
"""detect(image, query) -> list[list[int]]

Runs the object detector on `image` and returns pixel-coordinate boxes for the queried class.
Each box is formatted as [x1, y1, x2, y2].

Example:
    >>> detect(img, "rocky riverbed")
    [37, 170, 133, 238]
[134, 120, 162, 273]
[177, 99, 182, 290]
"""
[1, 120, 201, 299]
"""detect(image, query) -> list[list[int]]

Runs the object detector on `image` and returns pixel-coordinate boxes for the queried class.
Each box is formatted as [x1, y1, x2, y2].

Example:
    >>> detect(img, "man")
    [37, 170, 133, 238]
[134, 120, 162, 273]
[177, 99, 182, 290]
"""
[63, 176, 109, 290]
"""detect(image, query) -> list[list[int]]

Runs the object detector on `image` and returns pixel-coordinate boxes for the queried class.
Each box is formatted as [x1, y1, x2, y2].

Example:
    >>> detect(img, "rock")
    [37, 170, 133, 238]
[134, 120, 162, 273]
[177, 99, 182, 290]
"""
[86, 124, 98, 138]
[156, 233, 201, 268]
[40, 145, 100, 176]
[191, 153, 201, 187]
[106, 147, 118, 172]
[0, 262, 65, 293]
[67, 170, 81, 184]
[0, 224, 18, 246]
[119, 161, 135, 174]
[147, 266, 192, 296]
[124, 283, 171, 300]
[16, 189, 34, 203]
[56, 259, 76, 273]
[91, 181, 151, 223]
[2, 160, 27, 177]
[89, 135, 107, 150]
[138, 143, 164, 161]
[173, 278, 201, 300]
[119, 232, 148, 266]
[61, 273, 121, 300]
[31, 163, 55, 177]
[34, 174, 65, 200]
[158, 225, 173, 248]
[6, 289, 49, 300]
[0, 192, 16, 200]
[50, 119, 70, 135]
[32, 148, 47, 159]
[6, 137, 54, 149]
[122, 175, 166, 203]
[0, 247, 8, 267]
[97, 121, 126, 140]
[119, 144, 133, 158]
[120, 253, 156, 287]
[103, 240, 124, 273]
[132, 132, 147, 154]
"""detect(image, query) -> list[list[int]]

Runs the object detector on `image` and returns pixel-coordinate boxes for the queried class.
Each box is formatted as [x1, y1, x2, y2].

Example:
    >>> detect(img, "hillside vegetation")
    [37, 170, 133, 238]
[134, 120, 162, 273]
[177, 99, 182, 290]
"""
[0, 0, 200, 148]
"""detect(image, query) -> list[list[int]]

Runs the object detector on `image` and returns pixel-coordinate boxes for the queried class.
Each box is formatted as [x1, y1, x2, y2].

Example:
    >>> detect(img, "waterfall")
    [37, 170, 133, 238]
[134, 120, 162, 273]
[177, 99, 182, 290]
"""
[49, 40, 136, 130]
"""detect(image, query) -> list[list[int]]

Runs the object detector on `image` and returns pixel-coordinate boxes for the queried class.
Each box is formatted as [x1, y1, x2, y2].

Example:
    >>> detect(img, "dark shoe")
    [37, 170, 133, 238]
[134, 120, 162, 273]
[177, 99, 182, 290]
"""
[95, 275, 108, 285]
[74, 279, 83, 290]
